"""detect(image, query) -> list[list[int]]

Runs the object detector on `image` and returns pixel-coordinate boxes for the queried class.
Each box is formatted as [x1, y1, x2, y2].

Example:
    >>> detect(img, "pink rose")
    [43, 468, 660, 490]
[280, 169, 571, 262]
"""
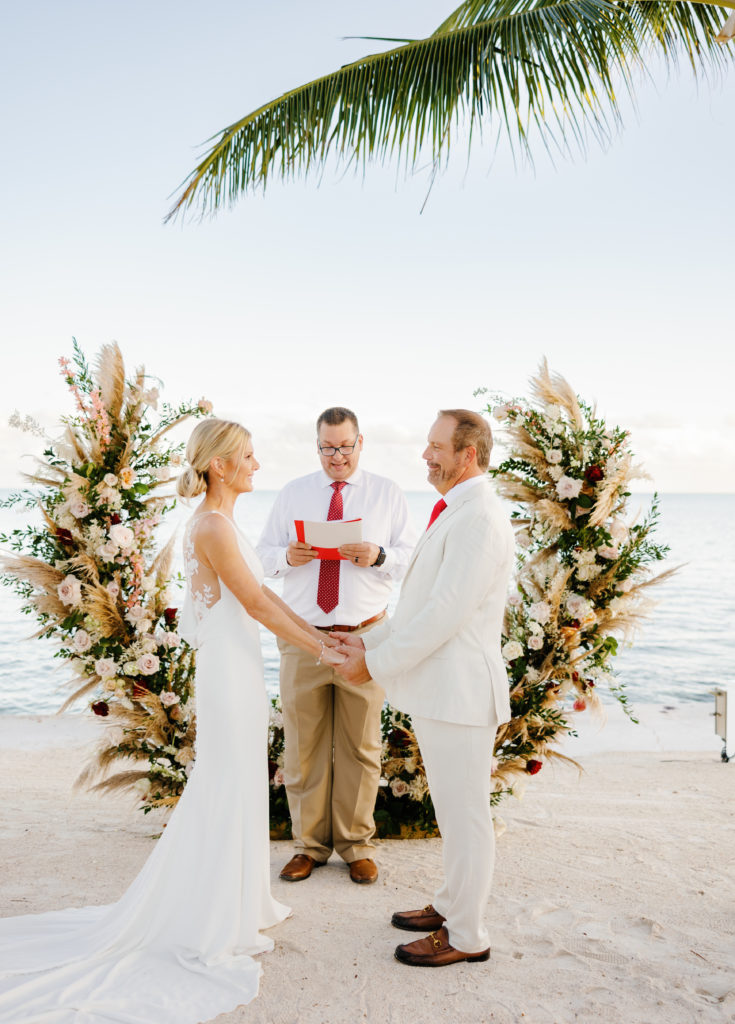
[272, 768, 285, 787]
[109, 524, 134, 550]
[160, 690, 180, 707]
[94, 657, 116, 679]
[137, 653, 160, 676]
[528, 635, 544, 651]
[57, 576, 82, 606]
[72, 629, 92, 653]
[198, 397, 213, 414]
[390, 779, 409, 798]
[555, 475, 583, 500]
[69, 499, 90, 519]
[106, 580, 120, 598]
[597, 545, 619, 560]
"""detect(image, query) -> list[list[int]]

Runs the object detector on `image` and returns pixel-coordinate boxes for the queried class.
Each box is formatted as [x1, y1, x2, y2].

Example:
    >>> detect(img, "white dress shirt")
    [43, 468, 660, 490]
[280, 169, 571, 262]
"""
[256, 468, 416, 626]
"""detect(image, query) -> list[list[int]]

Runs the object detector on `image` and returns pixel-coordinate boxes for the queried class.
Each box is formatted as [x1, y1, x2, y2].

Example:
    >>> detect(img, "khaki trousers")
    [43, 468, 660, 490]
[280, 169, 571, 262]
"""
[277, 620, 385, 864]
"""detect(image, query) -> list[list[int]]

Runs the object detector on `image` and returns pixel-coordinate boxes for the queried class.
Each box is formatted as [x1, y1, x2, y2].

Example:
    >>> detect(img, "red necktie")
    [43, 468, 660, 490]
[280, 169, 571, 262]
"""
[426, 498, 447, 531]
[317, 481, 346, 614]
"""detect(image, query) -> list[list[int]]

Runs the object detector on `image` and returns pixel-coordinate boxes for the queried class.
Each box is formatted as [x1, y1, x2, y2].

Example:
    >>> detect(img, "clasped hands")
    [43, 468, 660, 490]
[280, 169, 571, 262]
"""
[319, 631, 372, 685]
[287, 541, 381, 568]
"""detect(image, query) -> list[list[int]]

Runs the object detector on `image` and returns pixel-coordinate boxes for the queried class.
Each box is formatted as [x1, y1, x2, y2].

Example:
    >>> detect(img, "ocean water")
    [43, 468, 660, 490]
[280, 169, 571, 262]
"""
[0, 491, 732, 716]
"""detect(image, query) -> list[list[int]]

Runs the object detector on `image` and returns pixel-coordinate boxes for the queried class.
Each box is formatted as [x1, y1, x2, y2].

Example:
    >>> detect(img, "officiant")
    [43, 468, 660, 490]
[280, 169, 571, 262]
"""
[257, 407, 416, 885]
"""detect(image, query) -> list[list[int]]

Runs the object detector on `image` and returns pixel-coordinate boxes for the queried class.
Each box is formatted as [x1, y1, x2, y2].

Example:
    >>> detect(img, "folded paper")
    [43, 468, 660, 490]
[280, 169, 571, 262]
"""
[294, 518, 363, 559]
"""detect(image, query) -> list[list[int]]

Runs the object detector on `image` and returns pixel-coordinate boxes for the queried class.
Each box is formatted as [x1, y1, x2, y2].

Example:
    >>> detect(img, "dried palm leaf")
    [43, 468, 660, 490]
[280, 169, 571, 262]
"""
[95, 342, 126, 422]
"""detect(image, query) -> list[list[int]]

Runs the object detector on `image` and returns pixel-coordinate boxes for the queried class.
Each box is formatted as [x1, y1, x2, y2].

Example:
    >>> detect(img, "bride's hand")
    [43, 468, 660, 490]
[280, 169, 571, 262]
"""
[329, 631, 365, 651]
[321, 646, 346, 666]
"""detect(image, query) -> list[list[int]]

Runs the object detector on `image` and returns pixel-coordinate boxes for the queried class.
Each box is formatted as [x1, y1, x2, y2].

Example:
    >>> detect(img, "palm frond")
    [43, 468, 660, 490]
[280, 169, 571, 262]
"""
[95, 342, 126, 423]
[167, 0, 734, 219]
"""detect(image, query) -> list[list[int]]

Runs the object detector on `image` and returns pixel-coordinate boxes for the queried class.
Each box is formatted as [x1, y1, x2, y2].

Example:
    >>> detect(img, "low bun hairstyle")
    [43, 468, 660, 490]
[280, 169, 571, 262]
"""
[176, 419, 252, 500]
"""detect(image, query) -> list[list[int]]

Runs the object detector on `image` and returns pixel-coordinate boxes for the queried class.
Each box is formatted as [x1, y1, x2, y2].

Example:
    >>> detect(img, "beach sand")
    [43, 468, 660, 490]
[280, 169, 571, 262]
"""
[1, 712, 733, 1024]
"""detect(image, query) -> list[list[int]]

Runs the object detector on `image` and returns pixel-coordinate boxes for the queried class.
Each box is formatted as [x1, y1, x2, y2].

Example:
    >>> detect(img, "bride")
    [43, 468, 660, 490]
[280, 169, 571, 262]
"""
[0, 418, 345, 1024]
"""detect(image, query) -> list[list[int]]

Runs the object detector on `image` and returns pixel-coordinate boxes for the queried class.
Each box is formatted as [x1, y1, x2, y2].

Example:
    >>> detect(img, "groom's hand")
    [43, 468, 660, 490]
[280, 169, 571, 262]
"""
[329, 631, 365, 651]
[336, 647, 372, 685]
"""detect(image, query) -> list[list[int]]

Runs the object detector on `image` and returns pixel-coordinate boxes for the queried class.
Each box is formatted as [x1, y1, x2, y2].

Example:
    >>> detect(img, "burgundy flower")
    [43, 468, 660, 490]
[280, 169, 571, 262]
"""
[132, 681, 149, 699]
[109, 513, 122, 525]
[56, 527, 74, 546]
[572, 671, 579, 682]
[164, 608, 178, 625]
[388, 728, 412, 750]
[526, 759, 543, 775]
[584, 464, 604, 484]
[573, 698, 587, 712]
[91, 700, 109, 717]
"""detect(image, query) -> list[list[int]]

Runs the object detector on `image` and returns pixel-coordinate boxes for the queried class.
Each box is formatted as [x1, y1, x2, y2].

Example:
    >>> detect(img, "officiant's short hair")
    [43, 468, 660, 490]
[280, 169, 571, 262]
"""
[317, 407, 359, 434]
[439, 409, 492, 471]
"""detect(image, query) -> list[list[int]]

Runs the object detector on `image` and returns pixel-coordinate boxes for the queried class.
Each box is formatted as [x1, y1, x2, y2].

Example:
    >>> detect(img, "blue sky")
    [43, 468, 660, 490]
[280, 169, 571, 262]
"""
[1, 0, 733, 491]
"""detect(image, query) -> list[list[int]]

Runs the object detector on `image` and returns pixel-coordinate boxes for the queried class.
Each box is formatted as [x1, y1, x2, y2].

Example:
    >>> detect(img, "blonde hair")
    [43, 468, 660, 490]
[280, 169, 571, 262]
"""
[176, 419, 251, 499]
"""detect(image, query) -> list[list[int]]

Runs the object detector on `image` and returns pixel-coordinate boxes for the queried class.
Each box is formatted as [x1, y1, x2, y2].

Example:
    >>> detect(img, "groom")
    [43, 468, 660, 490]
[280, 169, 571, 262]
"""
[336, 409, 514, 967]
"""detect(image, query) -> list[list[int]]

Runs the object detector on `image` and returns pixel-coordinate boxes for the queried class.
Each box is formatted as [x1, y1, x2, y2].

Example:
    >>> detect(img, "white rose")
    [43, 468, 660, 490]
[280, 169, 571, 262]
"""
[528, 620, 544, 635]
[137, 653, 160, 676]
[141, 574, 156, 593]
[597, 545, 619, 560]
[525, 667, 540, 683]
[160, 690, 180, 707]
[566, 594, 590, 619]
[57, 576, 82, 606]
[502, 640, 524, 662]
[544, 404, 563, 421]
[545, 449, 562, 465]
[493, 404, 510, 420]
[106, 579, 120, 598]
[72, 629, 92, 653]
[69, 499, 90, 518]
[103, 473, 118, 487]
[390, 779, 409, 798]
[94, 657, 117, 679]
[507, 592, 522, 607]
[123, 662, 138, 676]
[165, 631, 181, 649]
[118, 466, 138, 488]
[154, 466, 171, 482]
[528, 635, 544, 651]
[555, 475, 583, 500]
[577, 564, 602, 581]
[609, 519, 628, 545]
[97, 541, 119, 562]
[109, 524, 135, 550]
[528, 600, 551, 624]
[126, 605, 148, 625]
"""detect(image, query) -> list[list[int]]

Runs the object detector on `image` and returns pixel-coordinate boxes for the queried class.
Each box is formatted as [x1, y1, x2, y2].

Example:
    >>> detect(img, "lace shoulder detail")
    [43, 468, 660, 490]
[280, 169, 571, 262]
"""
[183, 516, 224, 624]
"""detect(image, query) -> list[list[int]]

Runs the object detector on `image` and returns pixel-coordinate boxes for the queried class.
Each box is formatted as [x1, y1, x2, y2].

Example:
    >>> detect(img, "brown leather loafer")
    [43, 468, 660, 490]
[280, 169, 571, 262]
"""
[279, 854, 324, 882]
[394, 927, 490, 967]
[391, 904, 446, 932]
[348, 858, 378, 884]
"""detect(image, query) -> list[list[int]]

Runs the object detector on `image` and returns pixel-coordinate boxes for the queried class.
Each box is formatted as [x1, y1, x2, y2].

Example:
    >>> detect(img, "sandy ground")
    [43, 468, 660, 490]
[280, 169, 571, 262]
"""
[1, 713, 734, 1024]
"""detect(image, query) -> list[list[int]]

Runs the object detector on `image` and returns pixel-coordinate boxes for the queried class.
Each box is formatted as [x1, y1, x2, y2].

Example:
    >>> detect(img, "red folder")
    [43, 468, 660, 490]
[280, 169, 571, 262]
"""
[294, 518, 362, 560]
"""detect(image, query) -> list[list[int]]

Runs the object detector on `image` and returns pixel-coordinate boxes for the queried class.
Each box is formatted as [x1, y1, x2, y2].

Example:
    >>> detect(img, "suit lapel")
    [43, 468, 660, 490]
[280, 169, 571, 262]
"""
[403, 484, 487, 584]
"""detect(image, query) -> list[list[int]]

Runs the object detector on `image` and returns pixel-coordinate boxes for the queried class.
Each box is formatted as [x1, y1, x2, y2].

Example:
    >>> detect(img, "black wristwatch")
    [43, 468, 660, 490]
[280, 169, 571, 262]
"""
[371, 546, 386, 567]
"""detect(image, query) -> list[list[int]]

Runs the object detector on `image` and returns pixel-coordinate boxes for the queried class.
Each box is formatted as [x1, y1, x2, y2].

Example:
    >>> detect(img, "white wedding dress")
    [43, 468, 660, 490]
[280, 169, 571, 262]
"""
[0, 511, 290, 1023]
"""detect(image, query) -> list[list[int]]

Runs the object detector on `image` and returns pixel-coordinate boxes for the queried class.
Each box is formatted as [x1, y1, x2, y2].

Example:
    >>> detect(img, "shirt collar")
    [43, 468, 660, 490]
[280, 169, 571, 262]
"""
[319, 467, 363, 488]
[443, 475, 486, 506]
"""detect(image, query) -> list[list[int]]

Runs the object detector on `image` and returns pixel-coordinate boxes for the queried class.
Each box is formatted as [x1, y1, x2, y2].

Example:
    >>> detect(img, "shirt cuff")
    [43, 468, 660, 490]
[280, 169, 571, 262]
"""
[373, 547, 396, 574]
[270, 549, 292, 577]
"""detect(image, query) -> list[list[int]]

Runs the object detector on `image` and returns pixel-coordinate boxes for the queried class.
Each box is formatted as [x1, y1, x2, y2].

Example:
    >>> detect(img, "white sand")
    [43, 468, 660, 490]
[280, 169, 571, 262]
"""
[1, 712, 733, 1024]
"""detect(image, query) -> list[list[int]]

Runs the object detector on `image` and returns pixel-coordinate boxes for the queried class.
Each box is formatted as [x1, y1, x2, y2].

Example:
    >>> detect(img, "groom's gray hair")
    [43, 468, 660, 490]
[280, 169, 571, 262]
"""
[438, 409, 492, 471]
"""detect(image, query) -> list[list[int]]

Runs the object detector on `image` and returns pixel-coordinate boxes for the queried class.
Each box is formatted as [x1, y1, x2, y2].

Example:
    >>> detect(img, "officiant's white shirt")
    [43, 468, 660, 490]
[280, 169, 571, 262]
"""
[256, 468, 416, 626]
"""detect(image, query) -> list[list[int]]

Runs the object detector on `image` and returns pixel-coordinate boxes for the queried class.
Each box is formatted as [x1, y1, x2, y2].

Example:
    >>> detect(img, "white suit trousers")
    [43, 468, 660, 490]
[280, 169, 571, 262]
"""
[412, 714, 498, 954]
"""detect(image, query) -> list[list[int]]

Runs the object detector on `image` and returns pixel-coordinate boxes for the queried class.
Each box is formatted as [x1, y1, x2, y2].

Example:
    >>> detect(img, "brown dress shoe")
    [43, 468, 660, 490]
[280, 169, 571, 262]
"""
[394, 927, 490, 967]
[279, 854, 324, 882]
[348, 858, 378, 884]
[391, 904, 446, 932]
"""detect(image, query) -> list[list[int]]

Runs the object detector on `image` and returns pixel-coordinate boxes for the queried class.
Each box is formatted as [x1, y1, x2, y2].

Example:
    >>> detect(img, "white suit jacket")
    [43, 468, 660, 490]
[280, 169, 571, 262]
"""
[364, 479, 514, 727]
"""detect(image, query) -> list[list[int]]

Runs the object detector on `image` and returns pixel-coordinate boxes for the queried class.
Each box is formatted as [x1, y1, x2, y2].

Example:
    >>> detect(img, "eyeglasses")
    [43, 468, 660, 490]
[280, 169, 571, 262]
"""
[318, 439, 359, 457]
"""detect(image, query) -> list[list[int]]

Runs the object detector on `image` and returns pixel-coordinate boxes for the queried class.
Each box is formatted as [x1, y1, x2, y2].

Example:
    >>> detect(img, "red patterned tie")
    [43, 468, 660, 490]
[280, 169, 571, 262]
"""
[426, 498, 447, 531]
[317, 481, 346, 614]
